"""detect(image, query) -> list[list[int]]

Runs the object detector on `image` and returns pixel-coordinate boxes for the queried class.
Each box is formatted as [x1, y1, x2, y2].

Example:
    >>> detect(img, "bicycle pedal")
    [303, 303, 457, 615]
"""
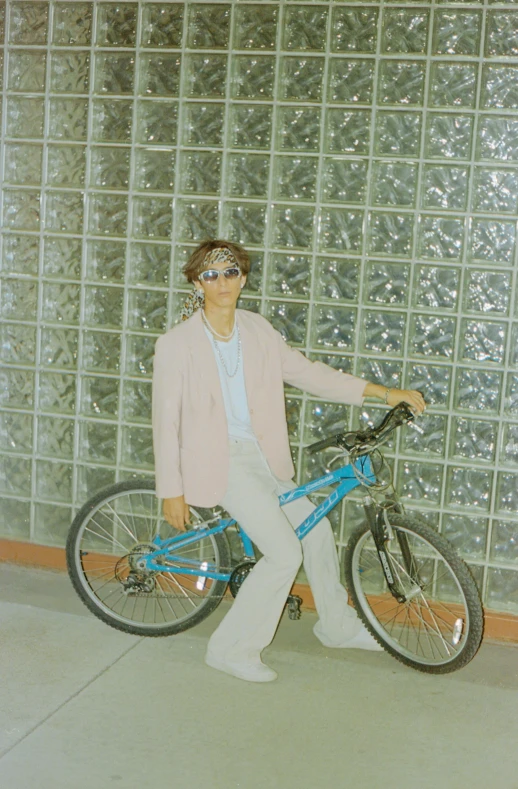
[287, 594, 303, 620]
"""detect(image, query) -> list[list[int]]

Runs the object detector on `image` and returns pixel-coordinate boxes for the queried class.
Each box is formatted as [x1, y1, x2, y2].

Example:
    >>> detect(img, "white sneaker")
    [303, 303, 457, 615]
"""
[205, 652, 278, 683]
[324, 626, 383, 652]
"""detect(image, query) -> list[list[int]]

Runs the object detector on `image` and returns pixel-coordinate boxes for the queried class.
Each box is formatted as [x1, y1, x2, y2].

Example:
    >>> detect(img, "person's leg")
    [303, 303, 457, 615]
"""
[206, 440, 303, 664]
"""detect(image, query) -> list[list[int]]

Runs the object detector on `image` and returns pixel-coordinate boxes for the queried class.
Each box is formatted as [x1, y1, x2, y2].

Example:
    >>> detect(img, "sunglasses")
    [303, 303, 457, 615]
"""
[199, 266, 241, 283]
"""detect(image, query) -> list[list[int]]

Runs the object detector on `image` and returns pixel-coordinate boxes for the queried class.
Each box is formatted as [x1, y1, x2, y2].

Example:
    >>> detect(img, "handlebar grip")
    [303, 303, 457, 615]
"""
[305, 434, 342, 454]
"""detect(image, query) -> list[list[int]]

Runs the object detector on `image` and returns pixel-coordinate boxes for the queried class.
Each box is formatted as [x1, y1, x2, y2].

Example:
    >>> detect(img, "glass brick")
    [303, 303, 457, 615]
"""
[303, 399, 349, 445]
[41, 328, 78, 370]
[443, 514, 487, 561]
[413, 265, 460, 310]
[0, 277, 38, 321]
[382, 9, 429, 54]
[482, 65, 518, 110]
[319, 207, 363, 253]
[477, 116, 518, 163]
[82, 331, 121, 374]
[285, 397, 302, 442]
[283, 6, 327, 51]
[75, 465, 116, 502]
[271, 205, 314, 250]
[279, 56, 324, 102]
[180, 151, 221, 195]
[410, 314, 456, 359]
[85, 240, 125, 283]
[433, 11, 481, 55]
[183, 103, 224, 147]
[79, 420, 118, 464]
[34, 503, 72, 547]
[129, 243, 170, 286]
[446, 466, 492, 511]
[0, 368, 34, 410]
[47, 145, 86, 188]
[36, 459, 72, 503]
[426, 113, 473, 160]
[451, 417, 497, 463]
[429, 63, 477, 109]
[3, 235, 39, 276]
[0, 499, 30, 540]
[365, 263, 410, 306]
[368, 212, 413, 257]
[46, 190, 84, 235]
[490, 520, 518, 564]
[325, 109, 370, 155]
[8, 50, 46, 92]
[136, 99, 178, 145]
[311, 353, 353, 376]
[39, 372, 75, 414]
[135, 149, 175, 192]
[510, 324, 518, 367]
[487, 568, 518, 614]
[379, 61, 425, 106]
[37, 416, 74, 460]
[245, 251, 264, 294]
[372, 162, 417, 207]
[81, 375, 119, 419]
[226, 153, 270, 198]
[121, 426, 154, 469]
[321, 159, 367, 204]
[401, 413, 447, 458]
[6, 97, 44, 139]
[327, 58, 374, 105]
[422, 165, 469, 211]
[50, 51, 89, 94]
[505, 374, 518, 417]
[0, 323, 36, 366]
[331, 7, 378, 53]
[3, 189, 40, 232]
[314, 258, 359, 303]
[96, 3, 137, 47]
[185, 54, 227, 98]
[454, 368, 502, 413]
[223, 203, 266, 246]
[176, 200, 218, 242]
[473, 168, 518, 214]
[233, 4, 278, 50]
[90, 146, 130, 190]
[84, 285, 124, 330]
[52, 2, 93, 46]
[94, 53, 135, 95]
[232, 55, 275, 101]
[139, 54, 181, 97]
[464, 270, 511, 315]
[265, 301, 308, 346]
[141, 3, 184, 48]
[497, 472, 518, 514]
[88, 193, 128, 237]
[42, 283, 81, 325]
[418, 216, 465, 260]
[128, 289, 168, 333]
[9, 1, 48, 44]
[278, 107, 320, 152]
[470, 219, 516, 265]
[356, 358, 402, 389]
[486, 10, 518, 57]
[0, 455, 32, 497]
[187, 3, 231, 48]
[92, 99, 133, 143]
[500, 423, 518, 466]
[266, 254, 311, 299]
[460, 319, 506, 365]
[4, 143, 42, 186]
[375, 111, 422, 158]
[122, 380, 152, 424]
[274, 156, 317, 202]
[398, 461, 443, 507]
[361, 310, 406, 356]
[313, 306, 357, 350]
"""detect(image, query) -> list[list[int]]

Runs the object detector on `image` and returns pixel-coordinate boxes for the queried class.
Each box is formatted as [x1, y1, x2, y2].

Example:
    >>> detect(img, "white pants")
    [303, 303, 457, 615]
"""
[207, 438, 362, 660]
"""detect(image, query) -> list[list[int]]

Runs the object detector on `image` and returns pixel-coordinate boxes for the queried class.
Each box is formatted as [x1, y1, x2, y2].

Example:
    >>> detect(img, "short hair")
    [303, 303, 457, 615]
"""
[182, 239, 251, 283]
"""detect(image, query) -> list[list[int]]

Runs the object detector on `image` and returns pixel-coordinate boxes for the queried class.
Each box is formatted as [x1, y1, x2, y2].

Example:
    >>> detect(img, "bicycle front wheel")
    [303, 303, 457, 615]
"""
[66, 480, 231, 637]
[344, 514, 484, 673]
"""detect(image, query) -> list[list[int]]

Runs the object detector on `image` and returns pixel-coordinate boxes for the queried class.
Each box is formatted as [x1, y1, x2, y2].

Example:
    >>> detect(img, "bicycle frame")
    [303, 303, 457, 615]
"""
[141, 456, 376, 581]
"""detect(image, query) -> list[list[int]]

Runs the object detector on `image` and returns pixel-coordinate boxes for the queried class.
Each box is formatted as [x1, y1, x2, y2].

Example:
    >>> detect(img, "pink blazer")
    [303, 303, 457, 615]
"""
[152, 309, 366, 506]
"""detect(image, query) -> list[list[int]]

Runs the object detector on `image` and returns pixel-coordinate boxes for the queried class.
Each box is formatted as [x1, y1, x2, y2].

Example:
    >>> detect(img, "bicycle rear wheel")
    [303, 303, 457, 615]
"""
[66, 480, 231, 637]
[344, 514, 484, 673]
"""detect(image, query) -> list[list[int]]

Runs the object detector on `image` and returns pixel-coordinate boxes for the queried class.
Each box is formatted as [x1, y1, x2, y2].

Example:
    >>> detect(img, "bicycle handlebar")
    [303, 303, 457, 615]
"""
[305, 402, 416, 455]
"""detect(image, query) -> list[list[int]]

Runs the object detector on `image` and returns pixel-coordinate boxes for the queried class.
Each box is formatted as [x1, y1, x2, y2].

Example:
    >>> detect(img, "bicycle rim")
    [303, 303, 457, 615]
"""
[348, 522, 481, 670]
[68, 486, 226, 632]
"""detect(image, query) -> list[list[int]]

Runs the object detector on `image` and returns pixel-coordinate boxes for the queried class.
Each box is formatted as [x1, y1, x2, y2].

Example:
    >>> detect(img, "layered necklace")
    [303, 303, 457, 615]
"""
[201, 309, 241, 378]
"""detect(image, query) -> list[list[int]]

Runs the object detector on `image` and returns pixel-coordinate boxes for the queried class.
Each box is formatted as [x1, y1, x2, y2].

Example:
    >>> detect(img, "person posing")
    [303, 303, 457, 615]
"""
[152, 240, 426, 683]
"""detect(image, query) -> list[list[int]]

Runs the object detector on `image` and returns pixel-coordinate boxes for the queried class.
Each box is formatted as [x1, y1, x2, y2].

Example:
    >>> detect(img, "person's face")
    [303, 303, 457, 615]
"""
[195, 259, 247, 309]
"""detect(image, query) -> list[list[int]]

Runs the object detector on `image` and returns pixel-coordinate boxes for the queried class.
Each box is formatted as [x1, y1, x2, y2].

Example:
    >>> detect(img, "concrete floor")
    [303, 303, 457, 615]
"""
[0, 563, 517, 789]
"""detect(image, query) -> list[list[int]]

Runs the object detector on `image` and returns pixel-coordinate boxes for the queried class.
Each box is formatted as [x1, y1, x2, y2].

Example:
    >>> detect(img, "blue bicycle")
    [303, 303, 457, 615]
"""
[67, 403, 484, 674]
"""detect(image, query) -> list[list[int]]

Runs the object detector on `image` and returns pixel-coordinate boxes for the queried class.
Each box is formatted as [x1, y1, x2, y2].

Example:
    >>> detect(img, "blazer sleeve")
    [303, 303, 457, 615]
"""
[275, 330, 366, 406]
[152, 332, 184, 500]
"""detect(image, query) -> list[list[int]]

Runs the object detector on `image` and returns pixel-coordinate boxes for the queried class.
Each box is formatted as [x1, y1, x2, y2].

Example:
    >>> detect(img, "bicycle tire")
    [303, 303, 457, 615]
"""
[344, 514, 484, 674]
[66, 479, 231, 637]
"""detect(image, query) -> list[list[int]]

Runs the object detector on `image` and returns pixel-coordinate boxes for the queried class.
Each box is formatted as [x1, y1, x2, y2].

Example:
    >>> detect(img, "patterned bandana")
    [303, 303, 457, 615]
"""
[202, 247, 238, 268]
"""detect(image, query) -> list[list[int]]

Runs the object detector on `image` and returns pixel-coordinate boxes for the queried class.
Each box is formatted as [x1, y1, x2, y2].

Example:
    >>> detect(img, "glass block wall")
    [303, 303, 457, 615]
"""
[0, 0, 517, 614]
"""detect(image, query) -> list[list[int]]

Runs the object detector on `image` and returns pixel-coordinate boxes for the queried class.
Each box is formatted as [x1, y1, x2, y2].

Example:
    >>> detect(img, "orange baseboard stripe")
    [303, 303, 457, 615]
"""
[1, 538, 517, 643]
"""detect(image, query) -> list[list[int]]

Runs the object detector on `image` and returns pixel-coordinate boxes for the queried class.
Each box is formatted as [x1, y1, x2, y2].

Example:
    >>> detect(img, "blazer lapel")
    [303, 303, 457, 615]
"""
[185, 310, 224, 407]
[237, 310, 262, 410]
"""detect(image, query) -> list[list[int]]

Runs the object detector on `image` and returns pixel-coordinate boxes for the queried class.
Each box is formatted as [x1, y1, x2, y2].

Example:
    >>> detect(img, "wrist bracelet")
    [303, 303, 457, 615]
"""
[383, 387, 392, 405]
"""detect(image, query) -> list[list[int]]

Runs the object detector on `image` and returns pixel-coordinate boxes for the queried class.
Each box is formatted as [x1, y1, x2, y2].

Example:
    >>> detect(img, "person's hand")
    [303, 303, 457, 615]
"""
[386, 388, 426, 415]
[163, 495, 191, 532]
